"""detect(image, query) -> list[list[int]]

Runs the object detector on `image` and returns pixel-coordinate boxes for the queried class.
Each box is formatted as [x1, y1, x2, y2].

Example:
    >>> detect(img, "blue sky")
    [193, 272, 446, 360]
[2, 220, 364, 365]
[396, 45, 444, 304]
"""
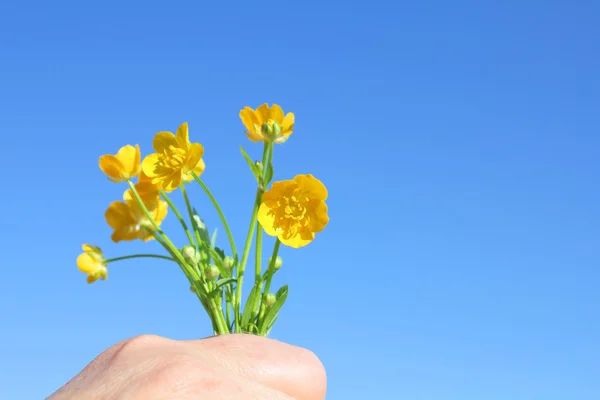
[1, 0, 599, 398]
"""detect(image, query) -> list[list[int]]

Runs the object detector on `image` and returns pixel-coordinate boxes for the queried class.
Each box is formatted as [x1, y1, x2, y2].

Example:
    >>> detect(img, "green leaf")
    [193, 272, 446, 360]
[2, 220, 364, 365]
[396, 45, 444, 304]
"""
[213, 247, 225, 260]
[192, 208, 211, 245]
[241, 285, 261, 329]
[240, 146, 260, 182]
[259, 285, 288, 335]
[264, 315, 279, 337]
[211, 228, 218, 249]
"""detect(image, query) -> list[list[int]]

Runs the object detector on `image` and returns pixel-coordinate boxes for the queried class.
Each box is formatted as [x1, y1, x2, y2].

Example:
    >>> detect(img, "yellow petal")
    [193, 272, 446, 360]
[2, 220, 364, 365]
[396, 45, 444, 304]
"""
[153, 131, 177, 153]
[192, 158, 206, 177]
[295, 174, 328, 200]
[115, 144, 141, 178]
[258, 203, 279, 237]
[270, 104, 284, 123]
[308, 201, 329, 232]
[245, 130, 264, 142]
[240, 107, 263, 140]
[176, 122, 190, 148]
[279, 231, 314, 248]
[185, 143, 204, 172]
[81, 244, 101, 254]
[255, 103, 270, 124]
[105, 201, 135, 230]
[141, 154, 161, 177]
[162, 170, 182, 192]
[111, 228, 140, 243]
[99, 155, 126, 182]
[77, 253, 96, 274]
[282, 112, 295, 133]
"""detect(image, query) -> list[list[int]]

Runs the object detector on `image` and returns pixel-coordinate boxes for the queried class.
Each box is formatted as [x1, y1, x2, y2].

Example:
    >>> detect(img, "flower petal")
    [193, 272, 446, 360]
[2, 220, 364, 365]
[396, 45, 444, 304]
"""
[255, 103, 270, 125]
[270, 104, 284, 123]
[105, 201, 135, 230]
[258, 203, 279, 237]
[279, 231, 314, 248]
[115, 144, 141, 178]
[295, 174, 328, 200]
[308, 201, 329, 232]
[77, 253, 96, 274]
[282, 112, 295, 133]
[141, 154, 161, 177]
[162, 170, 182, 192]
[240, 107, 262, 137]
[185, 143, 204, 173]
[176, 122, 190, 148]
[99, 155, 126, 182]
[153, 131, 177, 153]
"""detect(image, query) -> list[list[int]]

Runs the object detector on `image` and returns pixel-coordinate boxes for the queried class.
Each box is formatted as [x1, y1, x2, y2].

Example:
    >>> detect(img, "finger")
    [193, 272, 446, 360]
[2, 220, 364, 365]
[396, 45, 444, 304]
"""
[183, 334, 327, 400]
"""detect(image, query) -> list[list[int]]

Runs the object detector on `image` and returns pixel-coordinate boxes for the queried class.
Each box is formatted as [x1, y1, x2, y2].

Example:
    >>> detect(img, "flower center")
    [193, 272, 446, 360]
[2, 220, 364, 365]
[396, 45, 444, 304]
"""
[160, 145, 187, 169]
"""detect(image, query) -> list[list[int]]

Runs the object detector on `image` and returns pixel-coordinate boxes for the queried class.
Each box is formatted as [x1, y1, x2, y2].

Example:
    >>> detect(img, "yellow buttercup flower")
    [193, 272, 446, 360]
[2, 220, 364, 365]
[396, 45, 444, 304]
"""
[77, 244, 108, 284]
[141, 122, 205, 192]
[105, 197, 168, 242]
[258, 174, 329, 248]
[99, 144, 141, 182]
[240, 104, 295, 144]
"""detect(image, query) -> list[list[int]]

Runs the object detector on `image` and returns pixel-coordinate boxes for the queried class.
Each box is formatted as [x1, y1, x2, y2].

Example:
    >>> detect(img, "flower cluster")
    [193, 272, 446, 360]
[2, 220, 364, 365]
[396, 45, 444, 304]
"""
[77, 103, 329, 336]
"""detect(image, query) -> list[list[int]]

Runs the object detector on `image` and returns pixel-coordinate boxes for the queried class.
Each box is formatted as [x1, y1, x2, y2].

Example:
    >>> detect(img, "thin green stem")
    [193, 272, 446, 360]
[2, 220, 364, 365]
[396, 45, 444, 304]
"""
[159, 190, 196, 247]
[262, 239, 281, 297]
[106, 254, 175, 263]
[191, 172, 238, 262]
[234, 142, 271, 332]
[255, 226, 263, 284]
[180, 183, 203, 250]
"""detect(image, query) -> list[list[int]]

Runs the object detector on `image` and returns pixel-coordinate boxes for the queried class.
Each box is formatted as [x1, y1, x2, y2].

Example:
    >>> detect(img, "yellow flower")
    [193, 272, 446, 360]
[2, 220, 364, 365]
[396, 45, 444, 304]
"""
[77, 244, 108, 284]
[141, 122, 205, 191]
[99, 144, 141, 182]
[105, 196, 168, 242]
[258, 174, 329, 248]
[240, 103, 295, 144]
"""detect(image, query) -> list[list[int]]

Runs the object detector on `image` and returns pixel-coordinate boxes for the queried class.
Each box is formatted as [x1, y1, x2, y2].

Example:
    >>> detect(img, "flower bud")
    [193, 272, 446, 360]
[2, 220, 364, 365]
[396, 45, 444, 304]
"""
[182, 246, 200, 265]
[263, 293, 276, 307]
[260, 120, 282, 141]
[223, 256, 234, 270]
[268, 256, 283, 270]
[204, 264, 219, 280]
[254, 161, 264, 175]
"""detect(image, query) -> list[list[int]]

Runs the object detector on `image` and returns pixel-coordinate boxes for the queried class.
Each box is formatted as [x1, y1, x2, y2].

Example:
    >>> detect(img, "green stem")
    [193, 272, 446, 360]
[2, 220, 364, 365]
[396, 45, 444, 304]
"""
[234, 142, 271, 332]
[262, 239, 281, 297]
[159, 190, 196, 247]
[255, 225, 263, 284]
[180, 183, 203, 250]
[106, 254, 175, 263]
[191, 172, 238, 262]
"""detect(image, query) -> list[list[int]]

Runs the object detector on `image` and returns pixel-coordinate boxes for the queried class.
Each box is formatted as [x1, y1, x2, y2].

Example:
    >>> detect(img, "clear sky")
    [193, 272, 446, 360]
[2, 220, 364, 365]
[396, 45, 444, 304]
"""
[1, 1, 599, 399]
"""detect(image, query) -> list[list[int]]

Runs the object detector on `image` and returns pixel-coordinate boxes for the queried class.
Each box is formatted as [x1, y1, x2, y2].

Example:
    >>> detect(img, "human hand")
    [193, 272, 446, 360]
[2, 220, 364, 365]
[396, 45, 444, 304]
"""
[47, 334, 326, 399]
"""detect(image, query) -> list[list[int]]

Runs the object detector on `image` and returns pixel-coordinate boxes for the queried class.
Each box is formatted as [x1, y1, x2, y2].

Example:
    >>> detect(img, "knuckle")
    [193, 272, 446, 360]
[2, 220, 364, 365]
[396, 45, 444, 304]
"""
[108, 334, 170, 363]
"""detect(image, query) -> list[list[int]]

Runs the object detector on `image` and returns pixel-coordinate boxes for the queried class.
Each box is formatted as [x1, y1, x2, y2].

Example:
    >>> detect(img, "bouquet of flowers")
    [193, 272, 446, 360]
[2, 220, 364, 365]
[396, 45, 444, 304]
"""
[75, 104, 329, 336]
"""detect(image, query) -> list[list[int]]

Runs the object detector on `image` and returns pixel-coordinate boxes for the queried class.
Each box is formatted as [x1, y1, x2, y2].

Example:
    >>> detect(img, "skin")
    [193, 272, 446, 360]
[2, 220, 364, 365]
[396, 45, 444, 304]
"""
[48, 334, 327, 400]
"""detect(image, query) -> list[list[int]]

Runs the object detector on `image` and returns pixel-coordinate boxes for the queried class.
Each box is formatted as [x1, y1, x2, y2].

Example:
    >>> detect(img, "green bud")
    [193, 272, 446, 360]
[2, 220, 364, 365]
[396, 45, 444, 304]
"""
[223, 256, 234, 270]
[268, 256, 283, 270]
[204, 264, 219, 280]
[264, 293, 276, 307]
[182, 246, 200, 265]
[255, 161, 264, 174]
[271, 121, 282, 137]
